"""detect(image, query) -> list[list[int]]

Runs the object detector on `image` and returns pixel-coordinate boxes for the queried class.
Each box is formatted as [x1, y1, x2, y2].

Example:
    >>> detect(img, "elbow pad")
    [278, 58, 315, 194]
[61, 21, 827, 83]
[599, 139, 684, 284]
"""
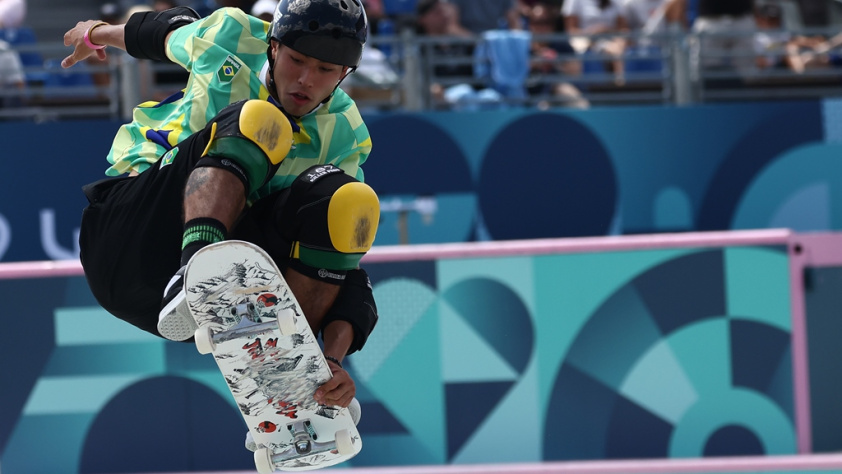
[321, 268, 378, 355]
[124, 6, 200, 62]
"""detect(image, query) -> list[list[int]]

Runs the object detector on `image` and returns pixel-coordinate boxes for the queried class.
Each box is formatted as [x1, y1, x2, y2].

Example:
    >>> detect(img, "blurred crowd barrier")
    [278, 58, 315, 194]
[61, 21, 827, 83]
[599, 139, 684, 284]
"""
[2, 27, 842, 121]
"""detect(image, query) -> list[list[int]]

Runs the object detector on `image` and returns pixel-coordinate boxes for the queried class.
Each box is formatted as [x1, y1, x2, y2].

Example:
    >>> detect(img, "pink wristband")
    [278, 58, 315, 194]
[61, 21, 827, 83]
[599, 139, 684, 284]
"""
[84, 22, 107, 50]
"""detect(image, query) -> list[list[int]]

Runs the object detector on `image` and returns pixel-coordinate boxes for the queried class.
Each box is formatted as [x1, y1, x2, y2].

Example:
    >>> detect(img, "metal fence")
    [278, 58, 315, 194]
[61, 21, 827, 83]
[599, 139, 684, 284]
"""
[2, 27, 842, 121]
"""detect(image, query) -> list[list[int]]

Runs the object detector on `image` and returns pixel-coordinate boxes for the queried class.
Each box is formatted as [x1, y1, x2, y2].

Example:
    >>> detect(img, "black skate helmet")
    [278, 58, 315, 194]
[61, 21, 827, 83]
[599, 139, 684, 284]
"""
[269, 0, 368, 68]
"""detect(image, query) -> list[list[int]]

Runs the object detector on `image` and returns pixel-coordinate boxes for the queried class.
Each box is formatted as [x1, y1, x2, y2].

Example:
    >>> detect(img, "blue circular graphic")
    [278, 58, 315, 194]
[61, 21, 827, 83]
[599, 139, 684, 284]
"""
[478, 113, 617, 240]
[80, 376, 250, 473]
[543, 250, 794, 460]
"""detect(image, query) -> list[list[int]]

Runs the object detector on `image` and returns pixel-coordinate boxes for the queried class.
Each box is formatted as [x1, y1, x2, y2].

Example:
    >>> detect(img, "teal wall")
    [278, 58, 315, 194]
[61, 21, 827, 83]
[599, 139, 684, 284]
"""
[0, 243, 798, 472]
[2, 99, 841, 471]
[1, 99, 841, 260]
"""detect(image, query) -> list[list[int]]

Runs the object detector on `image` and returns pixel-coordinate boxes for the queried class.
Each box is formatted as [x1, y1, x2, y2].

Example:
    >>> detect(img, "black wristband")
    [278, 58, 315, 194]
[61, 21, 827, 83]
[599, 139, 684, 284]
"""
[324, 355, 343, 369]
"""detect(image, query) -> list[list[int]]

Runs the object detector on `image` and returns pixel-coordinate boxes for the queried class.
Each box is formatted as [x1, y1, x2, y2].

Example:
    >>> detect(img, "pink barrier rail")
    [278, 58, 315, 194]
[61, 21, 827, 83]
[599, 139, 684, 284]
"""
[4, 229, 842, 458]
[133, 453, 842, 474]
[336, 453, 842, 472]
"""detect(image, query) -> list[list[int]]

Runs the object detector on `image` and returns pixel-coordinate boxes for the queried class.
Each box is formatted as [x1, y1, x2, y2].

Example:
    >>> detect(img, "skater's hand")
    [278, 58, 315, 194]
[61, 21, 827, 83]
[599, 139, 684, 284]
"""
[62, 20, 109, 68]
[314, 360, 355, 407]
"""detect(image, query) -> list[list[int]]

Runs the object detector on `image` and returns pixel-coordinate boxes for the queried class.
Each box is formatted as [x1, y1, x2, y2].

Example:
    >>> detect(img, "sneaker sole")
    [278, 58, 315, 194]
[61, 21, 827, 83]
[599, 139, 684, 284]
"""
[157, 292, 196, 341]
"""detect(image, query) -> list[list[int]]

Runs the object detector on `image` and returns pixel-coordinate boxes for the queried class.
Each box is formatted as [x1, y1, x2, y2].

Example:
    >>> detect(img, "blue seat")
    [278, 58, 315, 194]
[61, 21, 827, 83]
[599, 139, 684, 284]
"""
[382, 0, 416, 15]
[42, 58, 97, 98]
[624, 45, 663, 74]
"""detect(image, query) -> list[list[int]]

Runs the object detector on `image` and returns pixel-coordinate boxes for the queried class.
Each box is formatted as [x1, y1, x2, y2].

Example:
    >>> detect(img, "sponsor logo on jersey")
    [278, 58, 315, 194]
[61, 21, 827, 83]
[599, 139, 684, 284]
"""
[217, 55, 243, 83]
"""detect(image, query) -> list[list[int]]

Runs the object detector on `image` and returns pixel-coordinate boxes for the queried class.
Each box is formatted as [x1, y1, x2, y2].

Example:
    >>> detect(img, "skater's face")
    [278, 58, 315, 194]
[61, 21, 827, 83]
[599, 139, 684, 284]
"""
[269, 42, 349, 117]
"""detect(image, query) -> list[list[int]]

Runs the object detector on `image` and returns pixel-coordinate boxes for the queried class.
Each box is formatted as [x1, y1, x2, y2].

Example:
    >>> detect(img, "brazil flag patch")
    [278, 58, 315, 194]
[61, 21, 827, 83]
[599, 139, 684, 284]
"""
[217, 55, 242, 83]
[160, 146, 179, 168]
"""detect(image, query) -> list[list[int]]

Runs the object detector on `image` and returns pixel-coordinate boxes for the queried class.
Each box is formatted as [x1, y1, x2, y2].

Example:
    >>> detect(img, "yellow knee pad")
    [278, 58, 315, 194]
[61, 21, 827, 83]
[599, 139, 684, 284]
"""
[327, 181, 379, 254]
[202, 100, 294, 194]
[237, 100, 293, 166]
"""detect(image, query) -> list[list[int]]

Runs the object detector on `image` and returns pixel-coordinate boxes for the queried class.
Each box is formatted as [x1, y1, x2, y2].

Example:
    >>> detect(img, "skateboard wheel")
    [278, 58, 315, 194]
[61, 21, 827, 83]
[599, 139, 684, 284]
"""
[334, 429, 353, 456]
[194, 326, 216, 355]
[254, 447, 275, 474]
[276, 311, 296, 336]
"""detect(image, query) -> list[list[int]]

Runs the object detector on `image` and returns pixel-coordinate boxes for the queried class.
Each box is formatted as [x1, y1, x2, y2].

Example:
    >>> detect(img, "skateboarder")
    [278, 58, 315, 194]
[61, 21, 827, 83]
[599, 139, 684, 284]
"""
[62, 0, 379, 411]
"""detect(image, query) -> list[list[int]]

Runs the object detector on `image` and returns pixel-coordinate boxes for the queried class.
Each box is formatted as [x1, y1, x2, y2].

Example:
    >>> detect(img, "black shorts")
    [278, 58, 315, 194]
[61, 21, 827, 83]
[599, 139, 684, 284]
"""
[79, 104, 361, 338]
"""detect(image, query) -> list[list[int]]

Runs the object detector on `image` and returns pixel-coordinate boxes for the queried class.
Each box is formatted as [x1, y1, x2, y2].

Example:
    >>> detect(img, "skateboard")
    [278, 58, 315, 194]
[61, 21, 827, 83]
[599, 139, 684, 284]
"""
[184, 240, 362, 472]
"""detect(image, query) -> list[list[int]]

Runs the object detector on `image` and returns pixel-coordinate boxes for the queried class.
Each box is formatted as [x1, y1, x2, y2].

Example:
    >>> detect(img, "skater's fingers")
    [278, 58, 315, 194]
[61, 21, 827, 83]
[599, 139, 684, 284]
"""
[336, 392, 354, 408]
[322, 388, 354, 407]
[314, 380, 340, 404]
[315, 371, 355, 406]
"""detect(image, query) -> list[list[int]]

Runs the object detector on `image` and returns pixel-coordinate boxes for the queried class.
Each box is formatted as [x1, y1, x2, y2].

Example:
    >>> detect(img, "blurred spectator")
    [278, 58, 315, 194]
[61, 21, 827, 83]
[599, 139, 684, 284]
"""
[416, 0, 471, 36]
[619, 0, 684, 76]
[450, 0, 521, 33]
[362, 0, 387, 34]
[622, 0, 686, 33]
[753, 3, 796, 71]
[562, 0, 629, 82]
[526, 2, 588, 107]
[790, 30, 842, 74]
[416, 0, 473, 100]
[0, 0, 25, 29]
[517, 0, 563, 20]
[691, 0, 755, 72]
[0, 38, 24, 107]
[340, 43, 400, 109]
[562, 0, 627, 39]
[341, 0, 397, 105]
[416, 0, 504, 109]
[250, 0, 277, 21]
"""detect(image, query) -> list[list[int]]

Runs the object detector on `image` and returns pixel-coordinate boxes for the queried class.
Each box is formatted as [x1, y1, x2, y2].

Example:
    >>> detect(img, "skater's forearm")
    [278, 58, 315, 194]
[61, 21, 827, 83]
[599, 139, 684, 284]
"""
[86, 23, 127, 51]
[322, 320, 354, 364]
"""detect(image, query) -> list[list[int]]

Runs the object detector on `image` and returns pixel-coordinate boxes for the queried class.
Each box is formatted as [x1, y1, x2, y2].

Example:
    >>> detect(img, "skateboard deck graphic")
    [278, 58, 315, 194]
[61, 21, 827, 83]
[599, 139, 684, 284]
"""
[184, 240, 361, 472]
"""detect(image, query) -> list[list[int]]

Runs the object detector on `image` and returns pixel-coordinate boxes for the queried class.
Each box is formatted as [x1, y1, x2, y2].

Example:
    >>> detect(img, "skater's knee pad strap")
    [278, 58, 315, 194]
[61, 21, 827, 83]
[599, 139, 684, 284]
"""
[199, 100, 293, 195]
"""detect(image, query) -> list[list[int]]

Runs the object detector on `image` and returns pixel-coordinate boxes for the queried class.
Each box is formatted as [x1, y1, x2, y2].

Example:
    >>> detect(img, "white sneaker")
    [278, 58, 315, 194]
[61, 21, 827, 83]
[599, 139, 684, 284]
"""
[245, 430, 258, 452]
[157, 266, 197, 341]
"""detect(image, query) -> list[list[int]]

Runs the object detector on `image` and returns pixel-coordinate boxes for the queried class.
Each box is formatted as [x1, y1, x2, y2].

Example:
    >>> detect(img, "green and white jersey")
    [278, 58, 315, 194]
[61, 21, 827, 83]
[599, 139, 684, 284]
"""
[105, 7, 371, 196]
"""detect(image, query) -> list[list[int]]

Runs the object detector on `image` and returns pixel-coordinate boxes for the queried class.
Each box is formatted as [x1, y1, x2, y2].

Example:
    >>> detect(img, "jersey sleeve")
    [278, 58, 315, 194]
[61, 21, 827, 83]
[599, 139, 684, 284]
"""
[165, 8, 266, 72]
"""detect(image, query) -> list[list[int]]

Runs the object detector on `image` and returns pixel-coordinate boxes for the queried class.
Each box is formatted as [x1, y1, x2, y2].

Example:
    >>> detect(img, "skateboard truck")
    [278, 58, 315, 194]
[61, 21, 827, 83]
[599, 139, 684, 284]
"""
[289, 420, 317, 454]
[195, 302, 299, 355]
[231, 302, 257, 323]
[254, 421, 355, 473]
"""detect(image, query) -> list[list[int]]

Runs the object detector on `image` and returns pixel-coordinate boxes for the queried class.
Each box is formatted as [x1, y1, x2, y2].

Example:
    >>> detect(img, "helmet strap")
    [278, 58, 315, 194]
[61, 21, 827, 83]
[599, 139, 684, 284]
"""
[266, 43, 280, 103]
